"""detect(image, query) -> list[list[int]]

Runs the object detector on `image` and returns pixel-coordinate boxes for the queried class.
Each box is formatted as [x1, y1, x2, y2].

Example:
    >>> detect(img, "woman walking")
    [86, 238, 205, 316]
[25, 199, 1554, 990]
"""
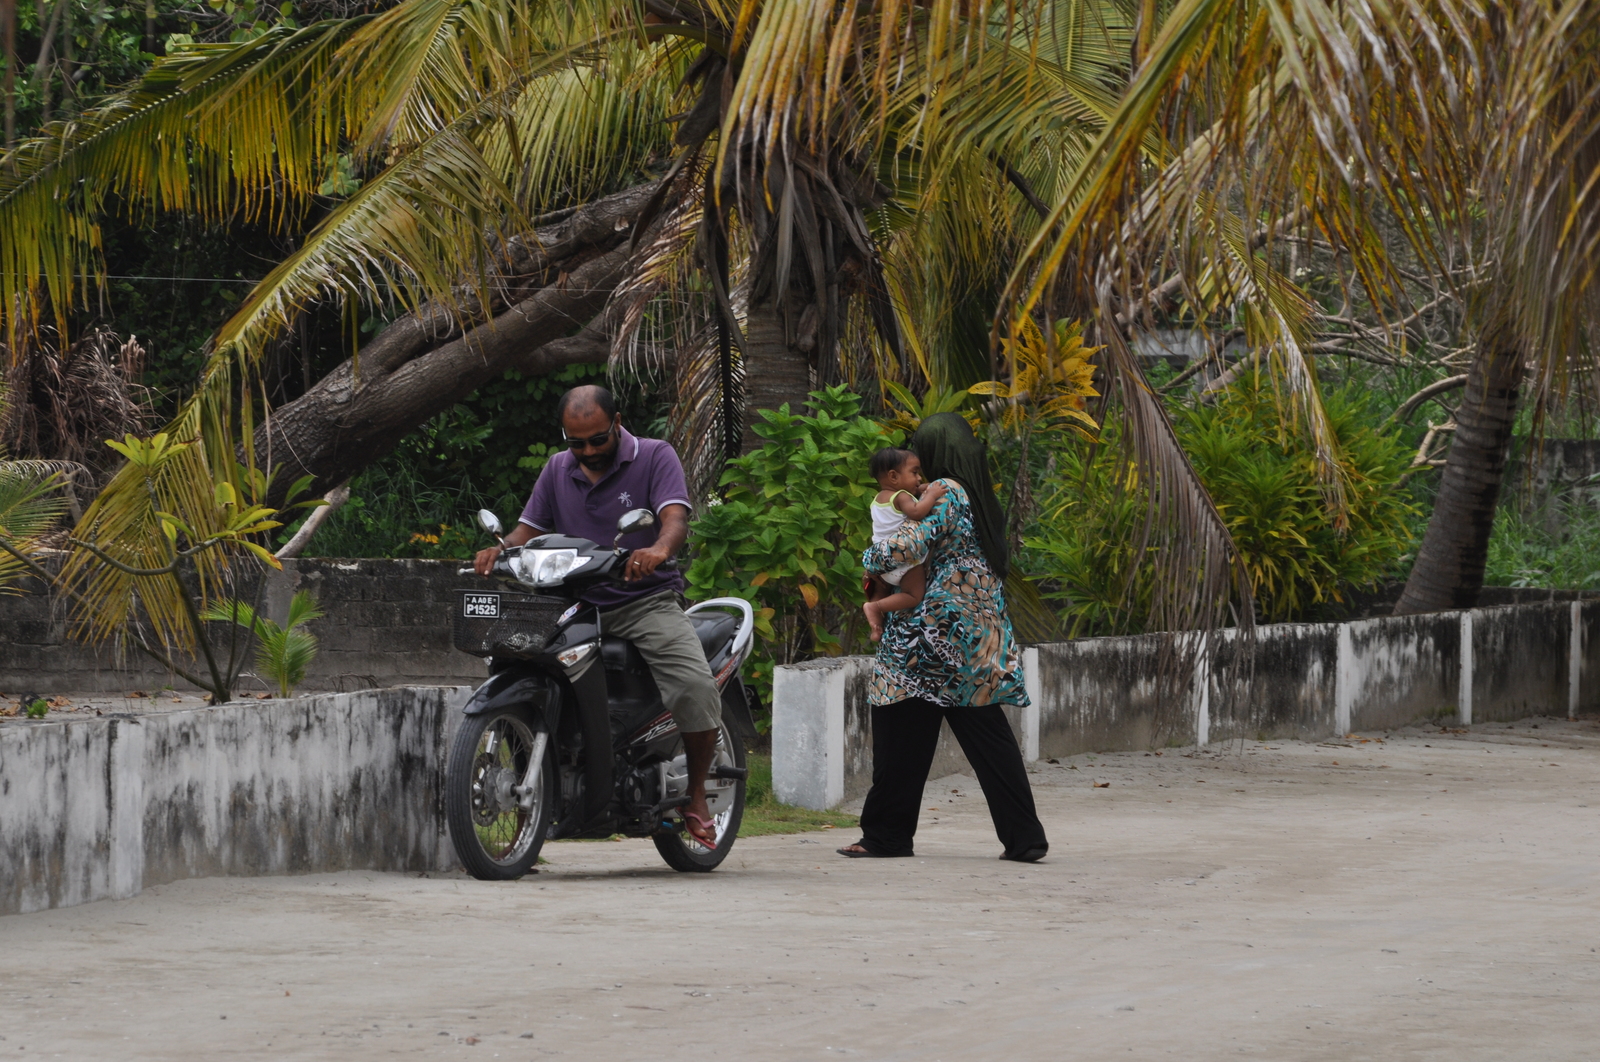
[838, 413, 1049, 862]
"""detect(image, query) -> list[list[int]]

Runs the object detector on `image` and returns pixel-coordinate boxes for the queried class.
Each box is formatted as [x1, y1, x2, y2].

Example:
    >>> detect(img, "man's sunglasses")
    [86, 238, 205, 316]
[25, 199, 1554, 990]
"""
[563, 427, 616, 450]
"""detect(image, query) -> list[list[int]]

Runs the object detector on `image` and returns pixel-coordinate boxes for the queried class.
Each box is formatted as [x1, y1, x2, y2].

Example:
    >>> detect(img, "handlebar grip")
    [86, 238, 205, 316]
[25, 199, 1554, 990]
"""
[615, 548, 676, 571]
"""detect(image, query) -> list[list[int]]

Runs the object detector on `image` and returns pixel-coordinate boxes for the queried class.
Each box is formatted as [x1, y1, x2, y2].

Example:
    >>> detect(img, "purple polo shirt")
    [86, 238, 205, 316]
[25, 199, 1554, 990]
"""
[518, 426, 693, 609]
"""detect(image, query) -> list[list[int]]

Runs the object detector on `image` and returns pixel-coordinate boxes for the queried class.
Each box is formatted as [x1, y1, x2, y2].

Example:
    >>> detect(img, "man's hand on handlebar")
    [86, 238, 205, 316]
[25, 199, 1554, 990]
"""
[473, 522, 537, 575]
[625, 543, 672, 580]
[472, 545, 502, 577]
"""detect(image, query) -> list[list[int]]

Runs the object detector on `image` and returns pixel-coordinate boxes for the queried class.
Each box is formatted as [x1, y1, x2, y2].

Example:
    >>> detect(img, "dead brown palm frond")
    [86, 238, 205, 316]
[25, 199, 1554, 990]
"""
[1, 329, 151, 481]
[610, 152, 711, 374]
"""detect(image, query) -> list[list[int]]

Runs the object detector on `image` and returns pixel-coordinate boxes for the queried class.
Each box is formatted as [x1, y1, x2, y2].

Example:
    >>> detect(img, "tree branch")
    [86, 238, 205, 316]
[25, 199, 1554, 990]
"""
[1382, 374, 1469, 430]
[274, 482, 350, 560]
[256, 181, 665, 508]
[994, 155, 1050, 221]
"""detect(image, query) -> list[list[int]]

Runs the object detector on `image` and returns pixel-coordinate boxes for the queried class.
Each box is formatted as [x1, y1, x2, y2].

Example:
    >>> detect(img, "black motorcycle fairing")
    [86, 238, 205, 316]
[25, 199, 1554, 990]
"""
[603, 636, 668, 749]
[461, 670, 562, 730]
[525, 533, 598, 548]
[544, 616, 600, 653]
[720, 681, 761, 748]
[568, 659, 613, 826]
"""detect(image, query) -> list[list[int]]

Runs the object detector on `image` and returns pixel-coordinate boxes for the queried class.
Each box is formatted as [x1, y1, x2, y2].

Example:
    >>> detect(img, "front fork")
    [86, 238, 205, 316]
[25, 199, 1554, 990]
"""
[512, 730, 549, 810]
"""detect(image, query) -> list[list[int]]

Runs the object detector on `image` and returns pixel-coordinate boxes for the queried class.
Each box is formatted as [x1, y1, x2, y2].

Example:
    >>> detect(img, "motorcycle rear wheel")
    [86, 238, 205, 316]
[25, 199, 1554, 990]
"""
[446, 705, 556, 880]
[652, 713, 746, 872]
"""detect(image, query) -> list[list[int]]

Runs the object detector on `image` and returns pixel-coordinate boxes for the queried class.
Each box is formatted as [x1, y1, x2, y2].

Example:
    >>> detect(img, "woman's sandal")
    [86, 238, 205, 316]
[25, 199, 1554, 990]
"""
[836, 843, 911, 858]
[682, 812, 719, 850]
[1000, 846, 1048, 863]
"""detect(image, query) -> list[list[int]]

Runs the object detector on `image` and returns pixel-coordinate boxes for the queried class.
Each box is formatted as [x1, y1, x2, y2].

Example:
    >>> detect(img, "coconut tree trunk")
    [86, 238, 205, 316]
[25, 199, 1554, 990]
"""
[1394, 340, 1526, 615]
[740, 296, 814, 450]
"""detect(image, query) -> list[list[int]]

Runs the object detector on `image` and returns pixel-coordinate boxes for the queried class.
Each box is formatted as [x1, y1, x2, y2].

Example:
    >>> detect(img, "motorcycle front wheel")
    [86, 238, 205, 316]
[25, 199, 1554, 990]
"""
[446, 705, 556, 880]
[652, 713, 746, 873]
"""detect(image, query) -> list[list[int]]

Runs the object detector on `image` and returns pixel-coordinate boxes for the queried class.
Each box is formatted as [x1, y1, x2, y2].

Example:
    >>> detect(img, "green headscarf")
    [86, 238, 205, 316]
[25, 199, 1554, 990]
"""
[910, 412, 1010, 579]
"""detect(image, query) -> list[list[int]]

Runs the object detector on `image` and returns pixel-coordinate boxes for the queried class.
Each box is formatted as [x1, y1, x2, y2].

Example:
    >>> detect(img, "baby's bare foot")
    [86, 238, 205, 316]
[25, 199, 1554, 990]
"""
[862, 602, 884, 641]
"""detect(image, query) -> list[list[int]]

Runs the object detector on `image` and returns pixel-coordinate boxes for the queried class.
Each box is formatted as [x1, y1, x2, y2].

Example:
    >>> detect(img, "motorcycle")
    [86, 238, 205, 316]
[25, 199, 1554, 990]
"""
[445, 507, 758, 878]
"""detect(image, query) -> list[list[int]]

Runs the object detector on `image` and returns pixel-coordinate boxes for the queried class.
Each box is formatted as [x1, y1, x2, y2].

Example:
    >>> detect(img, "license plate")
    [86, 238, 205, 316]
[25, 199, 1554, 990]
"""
[462, 593, 501, 618]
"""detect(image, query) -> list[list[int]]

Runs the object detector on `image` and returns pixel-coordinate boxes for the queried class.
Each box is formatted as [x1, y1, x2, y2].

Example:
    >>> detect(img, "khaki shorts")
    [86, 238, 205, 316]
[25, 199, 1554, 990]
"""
[596, 591, 723, 734]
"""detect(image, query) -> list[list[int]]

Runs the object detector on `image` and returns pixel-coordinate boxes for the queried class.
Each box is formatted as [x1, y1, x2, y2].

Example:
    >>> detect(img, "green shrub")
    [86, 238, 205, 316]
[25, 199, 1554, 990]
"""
[1015, 445, 1156, 637]
[686, 386, 898, 704]
[1021, 379, 1418, 630]
[1485, 498, 1600, 588]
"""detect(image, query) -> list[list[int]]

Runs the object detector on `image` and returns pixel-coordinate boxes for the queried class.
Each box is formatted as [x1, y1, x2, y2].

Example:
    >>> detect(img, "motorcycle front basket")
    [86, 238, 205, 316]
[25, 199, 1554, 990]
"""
[453, 590, 569, 659]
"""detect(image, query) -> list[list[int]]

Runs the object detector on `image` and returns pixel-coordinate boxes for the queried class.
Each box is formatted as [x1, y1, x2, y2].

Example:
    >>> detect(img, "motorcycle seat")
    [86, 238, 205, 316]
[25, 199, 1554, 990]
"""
[687, 610, 739, 659]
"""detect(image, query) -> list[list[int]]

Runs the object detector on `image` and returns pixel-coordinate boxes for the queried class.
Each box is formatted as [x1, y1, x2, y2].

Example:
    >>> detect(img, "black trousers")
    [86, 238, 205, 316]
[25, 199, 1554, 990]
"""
[858, 698, 1048, 858]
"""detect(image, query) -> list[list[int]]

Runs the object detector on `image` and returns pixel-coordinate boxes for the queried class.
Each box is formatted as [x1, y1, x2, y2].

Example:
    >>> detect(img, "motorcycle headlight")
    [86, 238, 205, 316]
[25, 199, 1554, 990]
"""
[512, 548, 584, 587]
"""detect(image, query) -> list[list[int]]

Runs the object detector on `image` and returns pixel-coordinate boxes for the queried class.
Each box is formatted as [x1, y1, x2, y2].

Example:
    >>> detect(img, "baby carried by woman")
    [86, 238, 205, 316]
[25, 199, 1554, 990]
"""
[862, 446, 946, 640]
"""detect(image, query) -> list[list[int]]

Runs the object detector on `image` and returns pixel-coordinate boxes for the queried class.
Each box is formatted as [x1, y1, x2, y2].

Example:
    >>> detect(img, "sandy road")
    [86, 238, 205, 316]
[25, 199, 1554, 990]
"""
[4, 717, 1600, 1061]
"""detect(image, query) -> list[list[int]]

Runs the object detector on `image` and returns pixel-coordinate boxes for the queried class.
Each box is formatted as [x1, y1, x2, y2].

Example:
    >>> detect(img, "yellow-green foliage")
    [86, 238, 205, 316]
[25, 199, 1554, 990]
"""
[0, 387, 70, 592]
[1024, 379, 1418, 631]
[0, 460, 68, 593]
[970, 318, 1100, 438]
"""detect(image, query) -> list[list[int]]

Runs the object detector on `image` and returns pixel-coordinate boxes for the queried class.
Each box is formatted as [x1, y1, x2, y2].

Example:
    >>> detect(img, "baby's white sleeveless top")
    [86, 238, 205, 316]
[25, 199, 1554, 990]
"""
[871, 491, 913, 543]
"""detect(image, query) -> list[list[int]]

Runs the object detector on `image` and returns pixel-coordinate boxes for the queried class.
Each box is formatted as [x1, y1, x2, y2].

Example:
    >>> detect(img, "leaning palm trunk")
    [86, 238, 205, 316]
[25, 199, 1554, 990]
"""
[253, 181, 662, 507]
[1394, 340, 1526, 614]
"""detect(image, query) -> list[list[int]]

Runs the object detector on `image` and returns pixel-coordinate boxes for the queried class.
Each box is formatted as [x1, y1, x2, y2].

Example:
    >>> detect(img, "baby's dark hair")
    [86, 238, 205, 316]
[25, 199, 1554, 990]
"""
[869, 446, 910, 480]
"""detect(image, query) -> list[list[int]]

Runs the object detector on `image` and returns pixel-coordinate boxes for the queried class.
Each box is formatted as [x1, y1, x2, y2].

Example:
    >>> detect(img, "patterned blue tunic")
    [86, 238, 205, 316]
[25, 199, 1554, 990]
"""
[861, 481, 1029, 708]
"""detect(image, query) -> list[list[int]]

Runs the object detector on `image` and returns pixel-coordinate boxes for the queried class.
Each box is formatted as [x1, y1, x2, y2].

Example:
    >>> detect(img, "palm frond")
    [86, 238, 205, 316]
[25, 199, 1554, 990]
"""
[285, 589, 326, 630]
[0, 458, 69, 592]
[199, 598, 263, 629]
[273, 628, 320, 698]
[0, 21, 361, 342]
[209, 113, 521, 364]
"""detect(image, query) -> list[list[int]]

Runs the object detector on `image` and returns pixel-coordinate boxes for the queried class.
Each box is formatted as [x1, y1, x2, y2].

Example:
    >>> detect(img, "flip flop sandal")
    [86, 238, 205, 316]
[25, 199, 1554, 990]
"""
[682, 811, 720, 850]
[836, 844, 911, 858]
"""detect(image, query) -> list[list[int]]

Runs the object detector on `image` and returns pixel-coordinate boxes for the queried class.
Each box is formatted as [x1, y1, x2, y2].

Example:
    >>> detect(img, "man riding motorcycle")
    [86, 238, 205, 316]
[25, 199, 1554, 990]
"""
[473, 384, 723, 847]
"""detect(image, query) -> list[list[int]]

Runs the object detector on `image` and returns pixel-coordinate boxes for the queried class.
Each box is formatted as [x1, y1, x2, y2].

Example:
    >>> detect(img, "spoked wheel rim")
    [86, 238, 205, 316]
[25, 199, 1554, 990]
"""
[468, 714, 544, 866]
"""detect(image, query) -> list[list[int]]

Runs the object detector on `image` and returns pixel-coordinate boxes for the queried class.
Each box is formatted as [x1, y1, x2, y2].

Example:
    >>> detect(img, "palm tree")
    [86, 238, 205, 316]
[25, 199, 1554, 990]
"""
[4, 0, 1185, 642]
[1000, 0, 1600, 616]
[14, 0, 1584, 653]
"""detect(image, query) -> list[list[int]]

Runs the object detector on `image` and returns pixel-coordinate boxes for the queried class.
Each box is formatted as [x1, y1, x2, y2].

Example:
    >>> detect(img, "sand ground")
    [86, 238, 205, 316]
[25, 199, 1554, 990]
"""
[4, 717, 1600, 1061]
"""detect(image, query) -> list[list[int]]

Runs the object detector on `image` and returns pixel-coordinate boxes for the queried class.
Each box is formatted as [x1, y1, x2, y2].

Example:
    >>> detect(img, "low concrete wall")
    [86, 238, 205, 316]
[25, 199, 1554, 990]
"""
[0, 558, 489, 694]
[773, 600, 1594, 809]
[772, 654, 1038, 809]
[0, 686, 469, 917]
[1507, 437, 1600, 509]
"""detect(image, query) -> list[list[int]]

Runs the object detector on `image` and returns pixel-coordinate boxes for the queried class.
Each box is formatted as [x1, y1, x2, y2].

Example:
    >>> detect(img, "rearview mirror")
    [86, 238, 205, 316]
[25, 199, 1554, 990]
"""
[477, 509, 504, 538]
[616, 508, 655, 537]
